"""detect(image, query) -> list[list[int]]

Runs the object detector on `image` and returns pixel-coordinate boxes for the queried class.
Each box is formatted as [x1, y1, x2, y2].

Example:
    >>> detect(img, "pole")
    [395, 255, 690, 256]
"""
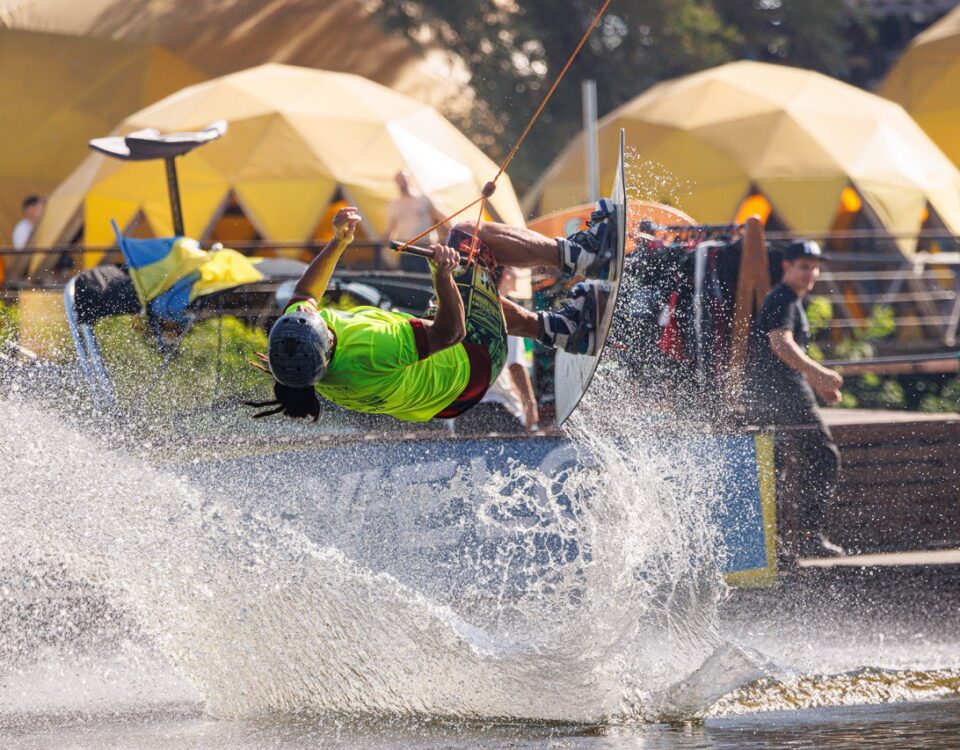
[164, 157, 185, 236]
[582, 79, 600, 203]
[824, 352, 959, 376]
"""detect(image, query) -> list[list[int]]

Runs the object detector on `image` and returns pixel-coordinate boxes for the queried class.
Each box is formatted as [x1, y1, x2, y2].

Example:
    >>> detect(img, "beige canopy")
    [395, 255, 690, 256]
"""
[0, 28, 203, 245]
[526, 60, 960, 255]
[33, 64, 524, 272]
[0, 0, 471, 117]
[878, 6, 960, 168]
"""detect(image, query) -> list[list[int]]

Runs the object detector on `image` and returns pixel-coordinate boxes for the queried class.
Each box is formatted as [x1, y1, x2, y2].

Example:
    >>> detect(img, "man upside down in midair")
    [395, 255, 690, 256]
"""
[246, 201, 616, 423]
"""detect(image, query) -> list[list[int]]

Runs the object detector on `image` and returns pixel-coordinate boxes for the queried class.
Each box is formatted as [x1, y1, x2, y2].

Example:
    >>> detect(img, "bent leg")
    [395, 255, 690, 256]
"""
[452, 221, 559, 270]
[502, 297, 541, 340]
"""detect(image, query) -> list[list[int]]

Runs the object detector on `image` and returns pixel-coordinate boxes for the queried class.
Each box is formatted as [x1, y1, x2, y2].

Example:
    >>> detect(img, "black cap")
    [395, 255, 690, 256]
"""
[784, 239, 828, 262]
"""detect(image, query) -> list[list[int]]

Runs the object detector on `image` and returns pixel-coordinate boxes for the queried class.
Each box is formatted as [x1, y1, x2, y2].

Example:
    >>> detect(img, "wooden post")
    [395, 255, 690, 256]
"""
[727, 215, 770, 400]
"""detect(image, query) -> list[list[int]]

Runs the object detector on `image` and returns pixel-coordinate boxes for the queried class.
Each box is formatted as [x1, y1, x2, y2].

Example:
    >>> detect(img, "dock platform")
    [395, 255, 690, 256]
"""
[776, 408, 960, 559]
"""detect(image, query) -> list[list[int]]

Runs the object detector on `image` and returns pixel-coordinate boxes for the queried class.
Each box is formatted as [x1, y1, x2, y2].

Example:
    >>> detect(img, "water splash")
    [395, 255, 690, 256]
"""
[0, 372, 731, 724]
[710, 666, 960, 717]
[4, 370, 960, 729]
[624, 146, 694, 210]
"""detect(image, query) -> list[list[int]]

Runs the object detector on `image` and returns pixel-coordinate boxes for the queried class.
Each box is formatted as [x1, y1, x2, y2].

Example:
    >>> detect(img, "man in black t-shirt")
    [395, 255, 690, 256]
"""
[744, 240, 844, 558]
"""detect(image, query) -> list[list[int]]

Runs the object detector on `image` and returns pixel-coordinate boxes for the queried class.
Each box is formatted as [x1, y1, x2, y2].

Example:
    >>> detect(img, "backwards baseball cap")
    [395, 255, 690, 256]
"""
[784, 239, 828, 262]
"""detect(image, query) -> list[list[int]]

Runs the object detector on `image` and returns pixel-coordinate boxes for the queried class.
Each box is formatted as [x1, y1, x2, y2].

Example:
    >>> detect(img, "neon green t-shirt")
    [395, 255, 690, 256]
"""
[305, 305, 470, 422]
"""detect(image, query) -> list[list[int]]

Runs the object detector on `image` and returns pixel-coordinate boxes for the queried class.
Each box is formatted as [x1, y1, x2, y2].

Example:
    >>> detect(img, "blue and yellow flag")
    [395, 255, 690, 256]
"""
[112, 221, 264, 324]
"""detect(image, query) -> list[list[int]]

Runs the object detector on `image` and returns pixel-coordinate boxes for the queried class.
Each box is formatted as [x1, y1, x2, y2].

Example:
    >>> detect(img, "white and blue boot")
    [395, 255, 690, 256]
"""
[557, 197, 616, 280]
[539, 281, 610, 356]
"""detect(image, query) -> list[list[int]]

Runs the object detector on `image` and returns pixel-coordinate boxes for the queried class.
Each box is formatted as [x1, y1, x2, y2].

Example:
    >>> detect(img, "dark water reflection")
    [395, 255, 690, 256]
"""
[3, 699, 959, 749]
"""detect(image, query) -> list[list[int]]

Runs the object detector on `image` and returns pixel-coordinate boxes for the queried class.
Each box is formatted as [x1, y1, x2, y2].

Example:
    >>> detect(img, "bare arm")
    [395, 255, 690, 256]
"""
[769, 328, 843, 404]
[421, 244, 466, 355]
[508, 362, 539, 430]
[292, 206, 361, 301]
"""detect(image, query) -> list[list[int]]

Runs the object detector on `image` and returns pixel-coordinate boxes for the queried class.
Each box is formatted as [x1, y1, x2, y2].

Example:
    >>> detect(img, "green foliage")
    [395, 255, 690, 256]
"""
[844, 370, 906, 410]
[863, 302, 896, 341]
[808, 293, 959, 414]
[919, 377, 960, 413]
[94, 315, 270, 418]
[0, 300, 19, 343]
[827, 303, 896, 363]
[711, 0, 876, 82]
[805, 295, 832, 336]
[812, 301, 906, 409]
[371, 0, 877, 192]
[838, 390, 858, 409]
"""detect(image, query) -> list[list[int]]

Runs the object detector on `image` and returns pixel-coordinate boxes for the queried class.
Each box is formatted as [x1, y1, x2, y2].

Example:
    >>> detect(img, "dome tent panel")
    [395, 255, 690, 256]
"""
[35, 64, 525, 260]
[755, 177, 849, 236]
[879, 7, 960, 166]
[0, 28, 204, 245]
[235, 178, 337, 244]
[526, 60, 960, 255]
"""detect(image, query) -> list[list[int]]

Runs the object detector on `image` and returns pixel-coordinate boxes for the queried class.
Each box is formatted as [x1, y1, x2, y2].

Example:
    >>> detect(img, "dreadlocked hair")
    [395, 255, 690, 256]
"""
[244, 381, 321, 421]
[244, 352, 321, 421]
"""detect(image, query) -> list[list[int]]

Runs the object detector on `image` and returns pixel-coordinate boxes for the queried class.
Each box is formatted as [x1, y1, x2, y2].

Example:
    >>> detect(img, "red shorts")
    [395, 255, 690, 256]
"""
[409, 319, 492, 419]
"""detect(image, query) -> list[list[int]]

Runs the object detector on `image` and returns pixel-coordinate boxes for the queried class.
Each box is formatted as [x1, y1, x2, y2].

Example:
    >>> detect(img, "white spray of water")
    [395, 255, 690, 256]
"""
[0, 374, 732, 723]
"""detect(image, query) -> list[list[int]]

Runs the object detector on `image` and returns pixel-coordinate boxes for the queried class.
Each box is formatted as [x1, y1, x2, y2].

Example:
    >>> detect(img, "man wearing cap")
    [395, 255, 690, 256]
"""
[744, 239, 844, 559]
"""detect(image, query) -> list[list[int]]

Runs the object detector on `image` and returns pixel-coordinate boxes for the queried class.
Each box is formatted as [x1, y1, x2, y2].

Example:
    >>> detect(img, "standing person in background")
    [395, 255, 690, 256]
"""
[12, 195, 43, 249]
[744, 240, 845, 559]
[385, 171, 449, 272]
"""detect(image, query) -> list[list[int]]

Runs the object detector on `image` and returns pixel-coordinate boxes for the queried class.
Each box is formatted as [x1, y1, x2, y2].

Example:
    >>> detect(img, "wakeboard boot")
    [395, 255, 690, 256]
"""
[558, 198, 616, 280]
[539, 280, 610, 356]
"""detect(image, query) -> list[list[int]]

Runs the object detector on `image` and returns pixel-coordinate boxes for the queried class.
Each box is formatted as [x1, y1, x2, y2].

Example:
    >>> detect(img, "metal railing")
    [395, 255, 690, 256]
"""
[5, 228, 960, 344]
[760, 230, 960, 348]
[0, 238, 398, 258]
[0, 240, 408, 296]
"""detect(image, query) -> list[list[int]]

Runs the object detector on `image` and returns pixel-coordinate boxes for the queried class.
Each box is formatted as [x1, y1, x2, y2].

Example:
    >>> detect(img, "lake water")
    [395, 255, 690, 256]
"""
[3, 383, 960, 749]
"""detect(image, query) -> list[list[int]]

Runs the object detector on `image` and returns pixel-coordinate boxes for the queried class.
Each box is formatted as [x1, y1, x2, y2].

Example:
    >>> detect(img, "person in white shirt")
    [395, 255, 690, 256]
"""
[12, 195, 43, 250]
[385, 171, 448, 271]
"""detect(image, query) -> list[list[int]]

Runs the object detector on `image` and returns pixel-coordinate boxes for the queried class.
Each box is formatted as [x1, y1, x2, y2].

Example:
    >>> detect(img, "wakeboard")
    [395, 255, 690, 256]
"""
[553, 128, 628, 426]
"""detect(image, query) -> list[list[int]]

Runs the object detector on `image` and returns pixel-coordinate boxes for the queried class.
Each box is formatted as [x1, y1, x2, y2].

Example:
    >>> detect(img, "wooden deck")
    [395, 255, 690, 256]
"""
[777, 408, 960, 557]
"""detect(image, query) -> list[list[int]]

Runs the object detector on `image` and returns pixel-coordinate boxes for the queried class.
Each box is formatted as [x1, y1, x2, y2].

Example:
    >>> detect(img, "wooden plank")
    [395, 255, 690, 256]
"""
[828, 516, 960, 543]
[833, 422, 960, 445]
[832, 509, 957, 529]
[768, 412, 960, 559]
[727, 217, 769, 399]
[838, 443, 960, 464]
[826, 533, 960, 556]
[822, 408, 960, 426]
[834, 481, 960, 505]
[839, 462, 951, 485]
[828, 506, 960, 531]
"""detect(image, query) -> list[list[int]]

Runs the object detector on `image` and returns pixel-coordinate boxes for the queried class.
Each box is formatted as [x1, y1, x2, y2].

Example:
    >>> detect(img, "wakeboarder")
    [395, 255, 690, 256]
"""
[245, 203, 617, 422]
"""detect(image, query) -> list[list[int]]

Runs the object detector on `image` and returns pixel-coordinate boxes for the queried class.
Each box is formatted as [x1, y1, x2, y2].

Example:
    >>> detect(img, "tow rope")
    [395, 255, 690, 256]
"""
[393, 0, 614, 264]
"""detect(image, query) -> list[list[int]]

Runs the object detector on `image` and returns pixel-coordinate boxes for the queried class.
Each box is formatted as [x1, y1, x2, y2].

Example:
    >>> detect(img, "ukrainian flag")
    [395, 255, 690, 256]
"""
[112, 221, 264, 324]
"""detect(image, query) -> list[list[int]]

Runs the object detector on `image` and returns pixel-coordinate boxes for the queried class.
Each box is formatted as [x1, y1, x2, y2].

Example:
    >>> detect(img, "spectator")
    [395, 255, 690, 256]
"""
[385, 171, 448, 272]
[12, 195, 43, 250]
[743, 240, 844, 559]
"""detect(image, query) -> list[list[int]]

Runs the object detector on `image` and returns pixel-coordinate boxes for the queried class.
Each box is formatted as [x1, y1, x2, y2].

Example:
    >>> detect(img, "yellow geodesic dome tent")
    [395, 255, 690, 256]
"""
[525, 60, 960, 256]
[0, 28, 204, 245]
[32, 64, 524, 274]
[878, 6, 960, 169]
[0, 0, 471, 117]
